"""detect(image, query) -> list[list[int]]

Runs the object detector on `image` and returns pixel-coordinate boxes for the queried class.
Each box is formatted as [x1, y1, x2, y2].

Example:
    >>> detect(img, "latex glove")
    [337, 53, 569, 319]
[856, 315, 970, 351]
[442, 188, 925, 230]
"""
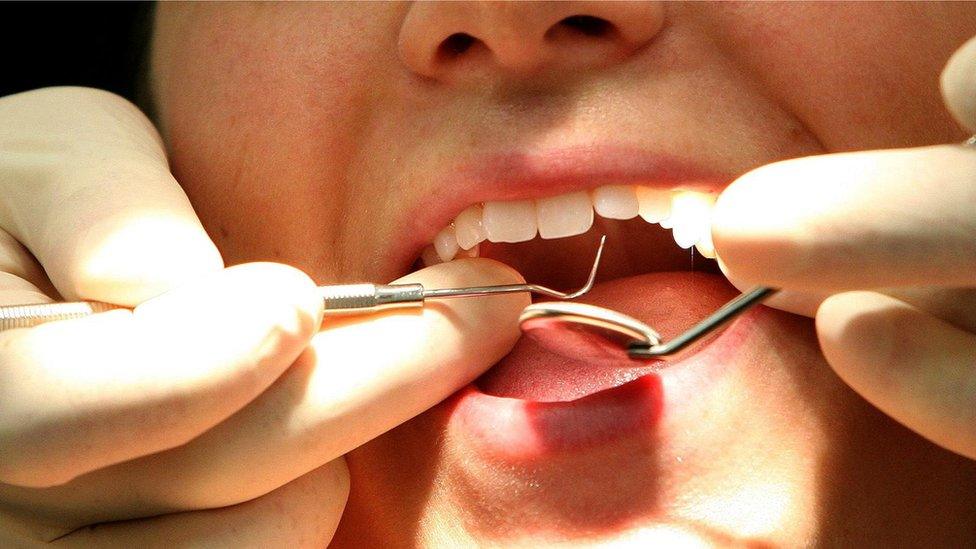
[712, 37, 976, 461]
[0, 87, 526, 546]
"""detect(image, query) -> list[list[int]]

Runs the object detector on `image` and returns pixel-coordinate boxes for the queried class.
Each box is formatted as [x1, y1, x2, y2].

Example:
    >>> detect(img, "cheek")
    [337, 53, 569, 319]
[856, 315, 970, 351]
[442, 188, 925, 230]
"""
[698, 3, 976, 150]
[151, 3, 403, 278]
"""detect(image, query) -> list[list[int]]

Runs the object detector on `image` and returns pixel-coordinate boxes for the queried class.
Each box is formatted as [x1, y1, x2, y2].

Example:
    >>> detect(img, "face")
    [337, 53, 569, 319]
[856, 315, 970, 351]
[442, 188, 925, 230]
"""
[152, 3, 976, 546]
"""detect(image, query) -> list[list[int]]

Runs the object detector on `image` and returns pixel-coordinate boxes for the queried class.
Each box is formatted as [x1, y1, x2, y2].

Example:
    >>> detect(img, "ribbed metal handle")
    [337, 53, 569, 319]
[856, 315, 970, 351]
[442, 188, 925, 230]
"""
[321, 284, 381, 311]
[320, 283, 425, 314]
[0, 282, 431, 331]
[0, 301, 121, 330]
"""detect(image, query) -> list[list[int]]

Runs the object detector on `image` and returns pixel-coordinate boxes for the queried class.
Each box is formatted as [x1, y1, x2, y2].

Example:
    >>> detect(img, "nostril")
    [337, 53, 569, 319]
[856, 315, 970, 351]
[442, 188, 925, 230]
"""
[554, 15, 615, 38]
[438, 32, 479, 59]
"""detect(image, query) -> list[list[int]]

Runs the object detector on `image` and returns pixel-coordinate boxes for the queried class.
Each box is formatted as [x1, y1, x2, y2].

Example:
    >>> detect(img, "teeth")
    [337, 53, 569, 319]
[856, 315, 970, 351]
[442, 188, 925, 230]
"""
[696, 228, 716, 258]
[427, 187, 719, 267]
[456, 242, 480, 258]
[591, 185, 639, 220]
[635, 187, 671, 223]
[420, 241, 480, 268]
[669, 191, 715, 249]
[454, 204, 486, 250]
[536, 191, 594, 239]
[433, 225, 459, 262]
[673, 226, 697, 248]
[483, 199, 538, 243]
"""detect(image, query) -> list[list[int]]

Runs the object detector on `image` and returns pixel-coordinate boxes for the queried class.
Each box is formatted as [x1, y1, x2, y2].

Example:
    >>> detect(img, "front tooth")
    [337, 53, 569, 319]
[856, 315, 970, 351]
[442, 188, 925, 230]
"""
[536, 191, 593, 239]
[434, 225, 459, 262]
[592, 185, 639, 219]
[483, 200, 538, 243]
[454, 204, 486, 250]
[659, 215, 674, 229]
[456, 242, 480, 258]
[635, 187, 671, 223]
[696, 229, 716, 258]
[669, 191, 715, 249]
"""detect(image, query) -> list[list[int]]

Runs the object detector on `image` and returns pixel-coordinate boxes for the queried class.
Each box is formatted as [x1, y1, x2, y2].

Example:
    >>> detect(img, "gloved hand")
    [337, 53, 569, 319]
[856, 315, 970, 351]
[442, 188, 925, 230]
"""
[0, 87, 527, 546]
[712, 37, 976, 460]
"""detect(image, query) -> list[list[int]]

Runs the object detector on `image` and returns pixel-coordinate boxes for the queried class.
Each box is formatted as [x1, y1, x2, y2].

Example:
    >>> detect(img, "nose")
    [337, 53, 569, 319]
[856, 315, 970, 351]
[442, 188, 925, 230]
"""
[398, 1, 665, 81]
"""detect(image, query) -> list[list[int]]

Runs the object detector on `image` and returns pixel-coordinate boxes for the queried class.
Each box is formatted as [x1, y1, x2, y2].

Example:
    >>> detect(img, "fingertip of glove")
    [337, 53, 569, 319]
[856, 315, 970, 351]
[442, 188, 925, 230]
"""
[135, 262, 324, 354]
[941, 36, 976, 134]
[711, 165, 790, 285]
[206, 262, 324, 338]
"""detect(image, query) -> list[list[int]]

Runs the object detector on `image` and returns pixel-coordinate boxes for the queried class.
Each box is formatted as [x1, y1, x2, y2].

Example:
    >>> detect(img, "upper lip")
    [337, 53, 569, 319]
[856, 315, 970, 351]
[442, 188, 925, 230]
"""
[391, 143, 732, 275]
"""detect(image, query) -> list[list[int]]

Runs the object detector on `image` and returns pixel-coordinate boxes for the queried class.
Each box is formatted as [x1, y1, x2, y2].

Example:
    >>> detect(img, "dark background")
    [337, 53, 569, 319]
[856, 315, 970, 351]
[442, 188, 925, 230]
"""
[0, 2, 152, 101]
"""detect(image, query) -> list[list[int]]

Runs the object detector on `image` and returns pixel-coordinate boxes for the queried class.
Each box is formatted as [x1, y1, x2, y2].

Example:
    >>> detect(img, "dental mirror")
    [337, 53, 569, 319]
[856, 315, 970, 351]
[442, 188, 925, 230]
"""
[518, 301, 661, 361]
[519, 286, 778, 361]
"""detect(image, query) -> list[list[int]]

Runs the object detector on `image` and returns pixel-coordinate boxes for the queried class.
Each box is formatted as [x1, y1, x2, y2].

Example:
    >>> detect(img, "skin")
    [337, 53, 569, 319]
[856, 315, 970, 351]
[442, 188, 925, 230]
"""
[1, 2, 975, 547]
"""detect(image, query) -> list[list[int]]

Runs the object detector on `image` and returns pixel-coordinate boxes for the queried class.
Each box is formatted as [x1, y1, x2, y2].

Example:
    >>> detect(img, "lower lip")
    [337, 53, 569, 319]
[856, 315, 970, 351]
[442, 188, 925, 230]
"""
[446, 272, 763, 462]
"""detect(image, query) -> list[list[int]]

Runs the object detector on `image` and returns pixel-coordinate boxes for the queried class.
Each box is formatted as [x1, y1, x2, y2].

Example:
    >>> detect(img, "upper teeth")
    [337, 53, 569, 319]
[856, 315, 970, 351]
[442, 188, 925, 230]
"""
[426, 185, 717, 264]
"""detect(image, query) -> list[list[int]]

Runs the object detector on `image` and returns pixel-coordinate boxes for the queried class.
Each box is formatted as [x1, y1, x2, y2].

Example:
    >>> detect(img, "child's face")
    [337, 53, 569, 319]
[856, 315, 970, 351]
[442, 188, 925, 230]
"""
[153, 3, 976, 545]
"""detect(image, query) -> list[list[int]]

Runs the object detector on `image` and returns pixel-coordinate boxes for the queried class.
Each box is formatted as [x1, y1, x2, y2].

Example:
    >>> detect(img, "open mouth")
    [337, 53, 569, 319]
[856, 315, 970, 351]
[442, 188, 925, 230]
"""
[409, 181, 744, 404]
[385, 147, 782, 469]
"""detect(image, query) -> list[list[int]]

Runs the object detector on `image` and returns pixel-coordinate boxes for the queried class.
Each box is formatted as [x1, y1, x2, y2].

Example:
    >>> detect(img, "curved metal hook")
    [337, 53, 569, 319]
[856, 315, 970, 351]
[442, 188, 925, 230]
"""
[421, 235, 606, 300]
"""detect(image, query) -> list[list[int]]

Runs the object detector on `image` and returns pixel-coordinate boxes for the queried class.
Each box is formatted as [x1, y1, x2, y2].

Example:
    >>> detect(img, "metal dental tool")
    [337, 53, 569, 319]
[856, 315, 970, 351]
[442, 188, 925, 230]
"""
[0, 231, 772, 358]
[0, 236, 607, 331]
[320, 235, 606, 312]
[520, 286, 778, 360]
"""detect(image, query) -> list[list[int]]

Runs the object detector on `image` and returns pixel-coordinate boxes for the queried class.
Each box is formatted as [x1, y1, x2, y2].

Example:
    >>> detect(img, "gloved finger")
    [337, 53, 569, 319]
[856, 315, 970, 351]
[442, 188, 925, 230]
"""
[717, 256, 827, 317]
[757, 290, 826, 318]
[0, 271, 53, 310]
[711, 145, 976, 292]
[50, 459, 348, 548]
[0, 228, 58, 304]
[722, 246, 976, 326]
[14, 258, 526, 528]
[0, 87, 222, 305]
[881, 286, 976, 334]
[941, 35, 976, 133]
[817, 291, 976, 460]
[0, 263, 322, 489]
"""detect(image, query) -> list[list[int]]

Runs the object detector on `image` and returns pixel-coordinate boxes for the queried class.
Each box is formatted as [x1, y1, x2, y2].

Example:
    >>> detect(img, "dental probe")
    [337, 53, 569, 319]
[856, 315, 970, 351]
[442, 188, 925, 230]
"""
[321, 235, 605, 312]
[0, 236, 606, 331]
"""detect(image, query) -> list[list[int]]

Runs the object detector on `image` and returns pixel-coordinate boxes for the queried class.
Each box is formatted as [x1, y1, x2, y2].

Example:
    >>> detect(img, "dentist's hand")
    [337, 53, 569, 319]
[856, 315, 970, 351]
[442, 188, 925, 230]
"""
[0, 87, 527, 546]
[711, 37, 976, 461]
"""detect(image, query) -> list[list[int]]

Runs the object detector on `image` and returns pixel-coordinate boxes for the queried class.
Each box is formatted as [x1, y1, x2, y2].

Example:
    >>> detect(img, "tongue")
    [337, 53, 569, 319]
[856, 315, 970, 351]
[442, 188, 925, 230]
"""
[475, 272, 738, 402]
